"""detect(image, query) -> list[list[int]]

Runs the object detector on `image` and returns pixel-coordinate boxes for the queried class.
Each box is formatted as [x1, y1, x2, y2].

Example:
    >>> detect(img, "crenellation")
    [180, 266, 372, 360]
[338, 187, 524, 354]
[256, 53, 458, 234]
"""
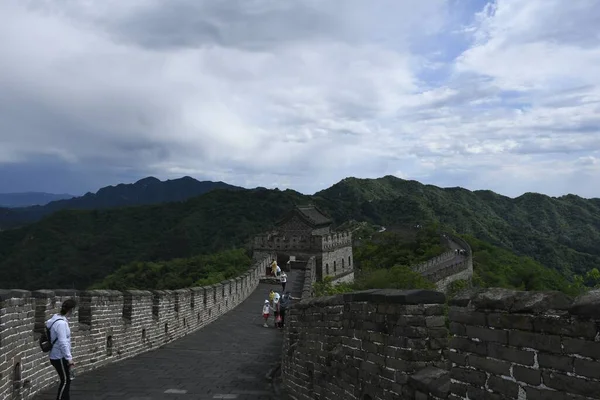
[0, 252, 274, 400]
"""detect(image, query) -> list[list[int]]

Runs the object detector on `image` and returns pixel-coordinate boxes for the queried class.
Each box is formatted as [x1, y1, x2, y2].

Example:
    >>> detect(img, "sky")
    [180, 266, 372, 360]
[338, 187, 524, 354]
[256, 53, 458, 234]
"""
[1, 0, 599, 198]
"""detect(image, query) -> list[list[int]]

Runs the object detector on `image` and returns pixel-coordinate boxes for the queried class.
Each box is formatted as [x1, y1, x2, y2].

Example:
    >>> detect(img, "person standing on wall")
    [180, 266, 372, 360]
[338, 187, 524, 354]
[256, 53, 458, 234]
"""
[280, 272, 287, 292]
[46, 299, 77, 400]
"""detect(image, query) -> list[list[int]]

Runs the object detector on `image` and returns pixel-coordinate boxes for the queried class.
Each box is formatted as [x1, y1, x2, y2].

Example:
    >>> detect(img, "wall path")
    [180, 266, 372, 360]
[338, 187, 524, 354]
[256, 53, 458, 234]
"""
[0, 254, 278, 400]
[31, 269, 306, 400]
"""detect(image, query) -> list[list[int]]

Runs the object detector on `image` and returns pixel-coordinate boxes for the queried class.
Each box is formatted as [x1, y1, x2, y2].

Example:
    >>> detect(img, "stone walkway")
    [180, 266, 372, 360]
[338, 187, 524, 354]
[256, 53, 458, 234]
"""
[35, 270, 304, 400]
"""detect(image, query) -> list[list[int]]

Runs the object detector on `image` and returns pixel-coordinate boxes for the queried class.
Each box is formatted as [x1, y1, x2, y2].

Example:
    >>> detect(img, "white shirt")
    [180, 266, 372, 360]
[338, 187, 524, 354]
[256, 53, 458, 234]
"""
[263, 304, 271, 314]
[281, 275, 287, 283]
[46, 314, 72, 361]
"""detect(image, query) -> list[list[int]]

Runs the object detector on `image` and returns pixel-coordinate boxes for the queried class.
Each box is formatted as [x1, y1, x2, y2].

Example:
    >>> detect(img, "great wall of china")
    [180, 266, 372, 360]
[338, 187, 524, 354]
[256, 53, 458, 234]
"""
[0, 254, 275, 400]
[5, 228, 597, 399]
[282, 260, 600, 399]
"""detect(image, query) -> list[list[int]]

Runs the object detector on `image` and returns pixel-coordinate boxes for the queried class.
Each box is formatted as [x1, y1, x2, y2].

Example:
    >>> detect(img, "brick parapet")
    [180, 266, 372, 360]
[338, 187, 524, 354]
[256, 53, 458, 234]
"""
[0, 253, 275, 400]
[253, 231, 352, 253]
[448, 287, 600, 399]
[281, 289, 449, 400]
[413, 234, 473, 292]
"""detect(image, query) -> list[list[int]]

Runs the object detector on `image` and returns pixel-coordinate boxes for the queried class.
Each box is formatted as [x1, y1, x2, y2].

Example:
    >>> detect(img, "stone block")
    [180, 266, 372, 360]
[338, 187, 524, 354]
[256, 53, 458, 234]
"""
[513, 365, 541, 386]
[487, 342, 535, 366]
[487, 312, 533, 331]
[570, 289, 600, 318]
[468, 354, 510, 376]
[465, 325, 508, 344]
[343, 289, 445, 305]
[487, 375, 518, 398]
[448, 307, 486, 326]
[538, 353, 574, 373]
[508, 330, 561, 353]
[542, 370, 600, 398]
[450, 367, 486, 387]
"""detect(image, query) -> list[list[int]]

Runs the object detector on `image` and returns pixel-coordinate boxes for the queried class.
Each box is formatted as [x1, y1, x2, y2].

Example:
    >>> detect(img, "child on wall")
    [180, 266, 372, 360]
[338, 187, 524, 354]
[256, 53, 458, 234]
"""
[262, 300, 270, 328]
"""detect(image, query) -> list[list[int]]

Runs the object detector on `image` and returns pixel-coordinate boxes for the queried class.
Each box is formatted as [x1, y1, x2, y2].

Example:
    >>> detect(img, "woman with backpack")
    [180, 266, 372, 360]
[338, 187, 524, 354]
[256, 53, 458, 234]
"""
[45, 299, 77, 400]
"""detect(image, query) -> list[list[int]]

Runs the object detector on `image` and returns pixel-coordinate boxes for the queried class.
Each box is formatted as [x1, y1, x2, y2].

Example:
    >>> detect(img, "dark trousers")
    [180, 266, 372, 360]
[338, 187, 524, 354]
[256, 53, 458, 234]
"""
[280, 309, 286, 327]
[281, 282, 286, 292]
[50, 358, 71, 400]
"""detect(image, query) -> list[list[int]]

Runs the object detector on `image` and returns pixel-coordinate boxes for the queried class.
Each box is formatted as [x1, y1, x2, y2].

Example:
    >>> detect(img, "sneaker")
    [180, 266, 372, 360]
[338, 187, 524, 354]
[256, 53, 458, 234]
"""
[263, 323, 268, 328]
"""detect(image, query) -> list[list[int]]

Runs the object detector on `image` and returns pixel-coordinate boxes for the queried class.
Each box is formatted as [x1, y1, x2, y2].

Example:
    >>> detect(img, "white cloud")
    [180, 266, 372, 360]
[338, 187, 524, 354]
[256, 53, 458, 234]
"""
[0, 0, 599, 198]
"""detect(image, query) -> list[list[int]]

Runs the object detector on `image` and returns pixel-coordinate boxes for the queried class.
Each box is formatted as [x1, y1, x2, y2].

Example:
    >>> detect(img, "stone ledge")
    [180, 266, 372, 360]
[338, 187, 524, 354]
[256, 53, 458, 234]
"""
[449, 287, 583, 314]
[409, 366, 450, 398]
[344, 289, 446, 305]
[291, 289, 446, 309]
[0, 289, 31, 301]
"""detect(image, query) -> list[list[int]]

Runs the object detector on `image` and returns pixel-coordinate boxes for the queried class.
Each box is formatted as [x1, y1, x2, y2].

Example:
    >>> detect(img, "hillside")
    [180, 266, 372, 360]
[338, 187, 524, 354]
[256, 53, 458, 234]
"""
[1, 175, 600, 290]
[0, 176, 242, 230]
[0, 188, 307, 290]
[313, 176, 600, 277]
[0, 192, 74, 207]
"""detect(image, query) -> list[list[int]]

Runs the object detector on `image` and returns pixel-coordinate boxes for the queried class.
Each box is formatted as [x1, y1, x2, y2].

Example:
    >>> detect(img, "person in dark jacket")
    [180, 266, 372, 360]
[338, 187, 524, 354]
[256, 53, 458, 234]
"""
[278, 292, 300, 328]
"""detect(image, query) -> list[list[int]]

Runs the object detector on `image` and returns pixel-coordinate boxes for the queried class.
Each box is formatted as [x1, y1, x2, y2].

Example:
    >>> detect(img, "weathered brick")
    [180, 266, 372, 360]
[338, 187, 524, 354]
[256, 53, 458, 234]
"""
[487, 375, 518, 398]
[487, 312, 533, 331]
[533, 315, 597, 339]
[465, 325, 508, 344]
[538, 353, 574, 373]
[468, 354, 510, 376]
[574, 358, 600, 379]
[542, 370, 600, 398]
[508, 330, 561, 353]
[448, 308, 486, 326]
[563, 338, 600, 359]
[487, 342, 535, 366]
[513, 365, 541, 385]
[450, 367, 486, 387]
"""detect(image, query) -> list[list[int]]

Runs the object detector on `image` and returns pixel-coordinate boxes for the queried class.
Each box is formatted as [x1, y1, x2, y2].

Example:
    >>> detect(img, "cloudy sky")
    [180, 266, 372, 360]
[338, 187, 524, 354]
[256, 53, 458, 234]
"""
[1, 0, 599, 198]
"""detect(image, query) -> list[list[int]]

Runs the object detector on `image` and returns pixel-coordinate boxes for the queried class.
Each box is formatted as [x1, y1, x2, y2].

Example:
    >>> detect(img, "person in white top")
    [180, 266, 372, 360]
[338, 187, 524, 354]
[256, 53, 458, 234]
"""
[280, 273, 287, 292]
[46, 299, 77, 400]
[262, 300, 271, 328]
[275, 264, 282, 277]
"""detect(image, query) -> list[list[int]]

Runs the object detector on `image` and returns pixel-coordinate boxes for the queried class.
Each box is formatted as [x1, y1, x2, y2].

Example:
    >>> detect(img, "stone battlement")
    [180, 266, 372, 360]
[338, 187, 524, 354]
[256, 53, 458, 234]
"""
[413, 234, 473, 292]
[0, 253, 275, 400]
[282, 281, 600, 399]
[253, 231, 352, 253]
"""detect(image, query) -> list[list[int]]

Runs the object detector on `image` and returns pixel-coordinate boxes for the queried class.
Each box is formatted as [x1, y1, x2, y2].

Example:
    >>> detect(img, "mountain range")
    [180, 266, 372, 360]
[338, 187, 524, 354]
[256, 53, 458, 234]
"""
[0, 176, 241, 230]
[1, 175, 599, 290]
[0, 192, 74, 207]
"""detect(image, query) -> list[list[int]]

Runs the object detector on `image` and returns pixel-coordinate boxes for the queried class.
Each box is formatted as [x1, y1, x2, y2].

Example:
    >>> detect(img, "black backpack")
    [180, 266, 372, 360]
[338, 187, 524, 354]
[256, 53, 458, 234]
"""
[39, 319, 64, 353]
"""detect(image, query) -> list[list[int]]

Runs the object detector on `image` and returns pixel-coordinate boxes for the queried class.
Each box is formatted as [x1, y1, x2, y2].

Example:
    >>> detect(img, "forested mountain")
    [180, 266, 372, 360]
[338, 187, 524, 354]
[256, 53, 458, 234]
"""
[0, 192, 74, 207]
[1, 175, 599, 290]
[0, 176, 242, 230]
[313, 176, 600, 277]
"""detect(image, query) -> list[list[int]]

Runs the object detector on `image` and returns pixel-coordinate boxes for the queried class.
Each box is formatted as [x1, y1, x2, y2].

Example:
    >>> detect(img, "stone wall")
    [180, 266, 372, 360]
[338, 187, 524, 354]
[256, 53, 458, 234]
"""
[322, 244, 353, 281]
[281, 289, 449, 400]
[412, 251, 456, 274]
[253, 231, 352, 255]
[299, 257, 317, 299]
[448, 287, 600, 400]
[282, 286, 600, 400]
[412, 234, 473, 292]
[0, 253, 275, 400]
[423, 258, 473, 293]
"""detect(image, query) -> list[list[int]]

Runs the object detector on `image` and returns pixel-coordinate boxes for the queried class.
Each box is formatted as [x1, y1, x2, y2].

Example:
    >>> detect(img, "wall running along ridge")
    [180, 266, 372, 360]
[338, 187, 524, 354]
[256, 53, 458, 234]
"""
[413, 234, 473, 293]
[282, 262, 600, 399]
[0, 253, 275, 400]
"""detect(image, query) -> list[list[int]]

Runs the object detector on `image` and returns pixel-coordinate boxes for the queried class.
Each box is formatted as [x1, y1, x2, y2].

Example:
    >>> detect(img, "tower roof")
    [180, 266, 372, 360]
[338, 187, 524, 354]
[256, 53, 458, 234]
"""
[275, 205, 332, 228]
